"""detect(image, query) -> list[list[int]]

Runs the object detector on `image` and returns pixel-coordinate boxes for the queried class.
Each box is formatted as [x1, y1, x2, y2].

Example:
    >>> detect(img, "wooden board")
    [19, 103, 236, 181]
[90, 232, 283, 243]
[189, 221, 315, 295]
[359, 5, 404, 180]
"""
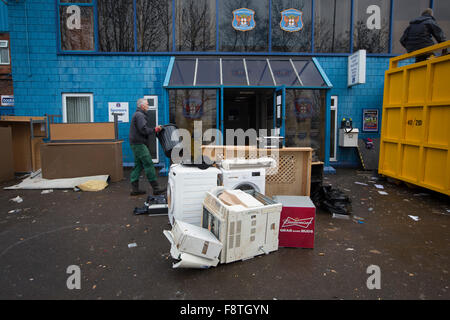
[202, 145, 312, 197]
[0, 116, 46, 122]
[49, 123, 116, 141]
[0, 117, 47, 173]
[0, 127, 15, 182]
[40, 141, 124, 182]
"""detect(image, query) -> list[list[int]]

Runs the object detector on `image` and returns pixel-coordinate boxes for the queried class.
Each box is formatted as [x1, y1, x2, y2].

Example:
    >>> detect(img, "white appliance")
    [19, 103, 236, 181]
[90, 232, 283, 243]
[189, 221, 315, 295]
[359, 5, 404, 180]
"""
[219, 167, 266, 194]
[163, 219, 223, 269]
[339, 128, 359, 147]
[167, 164, 220, 226]
[202, 187, 282, 264]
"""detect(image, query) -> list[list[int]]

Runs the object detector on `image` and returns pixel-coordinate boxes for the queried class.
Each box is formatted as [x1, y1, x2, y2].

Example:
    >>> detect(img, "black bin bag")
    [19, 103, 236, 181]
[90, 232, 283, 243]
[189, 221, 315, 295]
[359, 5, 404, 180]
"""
[156, 124, 181, 160]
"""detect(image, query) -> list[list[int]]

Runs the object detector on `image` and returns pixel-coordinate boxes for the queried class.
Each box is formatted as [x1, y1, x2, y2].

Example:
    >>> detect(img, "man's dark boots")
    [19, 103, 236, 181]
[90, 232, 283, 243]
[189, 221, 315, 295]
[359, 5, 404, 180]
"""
[130, 181, 146, 196]
[150, 180, 165, 195]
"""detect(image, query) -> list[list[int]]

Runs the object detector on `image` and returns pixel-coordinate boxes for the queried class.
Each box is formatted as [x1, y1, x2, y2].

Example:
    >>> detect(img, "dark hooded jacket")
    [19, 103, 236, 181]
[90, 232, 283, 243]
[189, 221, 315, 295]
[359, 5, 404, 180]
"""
[129, 108, 155, 145]
[400, 14, 446, 53]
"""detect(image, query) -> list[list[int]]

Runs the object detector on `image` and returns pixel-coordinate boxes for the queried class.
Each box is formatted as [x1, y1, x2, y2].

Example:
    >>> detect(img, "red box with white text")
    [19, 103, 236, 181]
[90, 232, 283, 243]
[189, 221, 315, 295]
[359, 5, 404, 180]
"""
[274, 196, 315, 248]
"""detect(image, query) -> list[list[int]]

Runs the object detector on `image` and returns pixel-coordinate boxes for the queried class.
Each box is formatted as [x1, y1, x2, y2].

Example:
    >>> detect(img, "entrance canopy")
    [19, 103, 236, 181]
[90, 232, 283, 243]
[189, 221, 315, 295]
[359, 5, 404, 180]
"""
[164, 57, 332, 88]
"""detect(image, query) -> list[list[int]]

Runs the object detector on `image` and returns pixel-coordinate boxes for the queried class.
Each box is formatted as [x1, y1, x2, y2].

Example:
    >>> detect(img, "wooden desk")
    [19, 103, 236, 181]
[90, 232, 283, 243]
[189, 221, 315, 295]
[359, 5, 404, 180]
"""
[0, 116, 47, 173]
[202, 146, 313, 197]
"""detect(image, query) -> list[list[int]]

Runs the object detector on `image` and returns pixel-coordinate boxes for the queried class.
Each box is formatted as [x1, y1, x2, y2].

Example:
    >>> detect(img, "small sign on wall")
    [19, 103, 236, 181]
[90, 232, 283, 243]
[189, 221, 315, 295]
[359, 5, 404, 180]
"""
[362, 109, 379, 132]
[1, 95, 14, 107]
[348, 50, 366, 87]
[108, 102, 129, 123]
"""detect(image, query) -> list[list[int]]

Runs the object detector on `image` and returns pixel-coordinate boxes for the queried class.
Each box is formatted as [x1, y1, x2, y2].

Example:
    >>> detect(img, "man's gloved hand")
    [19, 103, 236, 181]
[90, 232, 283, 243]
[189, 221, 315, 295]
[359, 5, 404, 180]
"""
[154, 125, 162, 133]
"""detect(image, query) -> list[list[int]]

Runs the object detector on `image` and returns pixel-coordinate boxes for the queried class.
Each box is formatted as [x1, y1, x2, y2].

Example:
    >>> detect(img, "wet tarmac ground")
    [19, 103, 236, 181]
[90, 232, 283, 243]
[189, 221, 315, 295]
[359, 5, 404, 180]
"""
[0, 168, 449, 300]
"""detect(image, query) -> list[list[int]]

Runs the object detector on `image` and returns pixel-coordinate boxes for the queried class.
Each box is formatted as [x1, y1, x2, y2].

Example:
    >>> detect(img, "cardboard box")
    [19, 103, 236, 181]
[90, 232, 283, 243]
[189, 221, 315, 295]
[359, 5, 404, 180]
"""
[274, 196, 316, 248]
[171, 220, 223, 261]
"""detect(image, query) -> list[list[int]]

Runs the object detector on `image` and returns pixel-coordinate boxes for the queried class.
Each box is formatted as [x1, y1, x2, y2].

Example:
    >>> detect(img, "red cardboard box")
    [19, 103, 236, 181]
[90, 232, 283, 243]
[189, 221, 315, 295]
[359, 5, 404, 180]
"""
[274, 196, 316, 248]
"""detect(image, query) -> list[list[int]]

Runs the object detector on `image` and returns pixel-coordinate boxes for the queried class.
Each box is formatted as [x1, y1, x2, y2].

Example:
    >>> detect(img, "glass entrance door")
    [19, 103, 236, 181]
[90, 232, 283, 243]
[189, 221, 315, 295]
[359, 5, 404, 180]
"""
[274, 87, 285, 145]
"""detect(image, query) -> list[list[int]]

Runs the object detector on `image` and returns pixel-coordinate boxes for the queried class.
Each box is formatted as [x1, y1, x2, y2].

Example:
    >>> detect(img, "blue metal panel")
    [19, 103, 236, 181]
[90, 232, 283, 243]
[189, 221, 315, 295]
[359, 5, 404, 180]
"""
[0, 1, 8, 32]
[163, 56, 175, 87]
[312, 57, 333, 88]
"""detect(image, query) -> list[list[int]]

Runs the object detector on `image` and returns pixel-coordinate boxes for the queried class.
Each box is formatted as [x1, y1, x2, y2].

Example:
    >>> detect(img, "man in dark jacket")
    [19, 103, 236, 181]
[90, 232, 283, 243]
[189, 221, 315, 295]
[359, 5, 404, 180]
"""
[129, 98, 165, 196]
[400, 8, 447, 62]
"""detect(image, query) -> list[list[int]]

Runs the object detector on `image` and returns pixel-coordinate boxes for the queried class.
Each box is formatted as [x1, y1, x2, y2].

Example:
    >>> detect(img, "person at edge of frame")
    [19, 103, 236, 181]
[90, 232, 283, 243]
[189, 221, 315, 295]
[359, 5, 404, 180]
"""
[400, 8, 447, 63]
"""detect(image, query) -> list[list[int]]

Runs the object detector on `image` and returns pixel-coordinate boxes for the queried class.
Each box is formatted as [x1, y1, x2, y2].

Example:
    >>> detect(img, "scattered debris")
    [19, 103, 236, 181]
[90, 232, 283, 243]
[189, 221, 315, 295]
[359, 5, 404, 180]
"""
[10, 196, 23, 203]
[408, 215, 420, 221]
[346, 248, 355, 251]
[370, 249, 382, 254]
[374, 184, 384, 189]
[128, 243, 137, 248]
[41, 189, 53, 194]
[77, 180, 108, 192]
[413, 193, 429, 197]
[378, 191, 388, 195]
[352, 216, 365, 224]
[332, 213, 350, 220]
[311, 185, 352, 216]
[354, 182, 368, 186]
[8, 209, 22, 214]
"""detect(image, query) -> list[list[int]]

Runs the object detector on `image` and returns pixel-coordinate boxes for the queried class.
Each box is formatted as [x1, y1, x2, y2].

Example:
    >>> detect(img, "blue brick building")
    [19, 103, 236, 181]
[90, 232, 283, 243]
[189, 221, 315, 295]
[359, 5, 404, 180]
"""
[3, 0, 450, 174]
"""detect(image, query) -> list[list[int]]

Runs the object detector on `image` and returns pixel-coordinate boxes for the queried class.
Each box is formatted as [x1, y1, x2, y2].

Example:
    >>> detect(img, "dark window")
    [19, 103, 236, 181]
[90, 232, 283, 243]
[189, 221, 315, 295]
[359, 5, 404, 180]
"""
[246, 59, 275, 86]
[219, 0, 269, 52]
[314, 0, 351, 53]
[59, 5, 95, 51]
[271, 0, 312, 52]
[169, 90, 217, 147]
[353, 0, 391, 53]
[169, 59, 196, 86]
[293, 60, 326, 87]
[270, 60, 300, 86]
[392, 0, 430, 54]
[137, 0, 173, 52]
[222, 59, 248, 86]
[196, 59, 221, 85]
[97, 0, 134, 52]
[176, 0, 216, 51]
[433, 0, 450, 46]
[285, 89, 326, 162]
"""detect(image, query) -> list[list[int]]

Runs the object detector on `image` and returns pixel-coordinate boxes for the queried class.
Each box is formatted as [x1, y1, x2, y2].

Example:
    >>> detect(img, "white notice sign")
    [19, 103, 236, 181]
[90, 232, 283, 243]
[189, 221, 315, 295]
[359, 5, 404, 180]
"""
[348, 50, 366, 87]
[1, 95, 14, 106]
[108, 102, 129, 123]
